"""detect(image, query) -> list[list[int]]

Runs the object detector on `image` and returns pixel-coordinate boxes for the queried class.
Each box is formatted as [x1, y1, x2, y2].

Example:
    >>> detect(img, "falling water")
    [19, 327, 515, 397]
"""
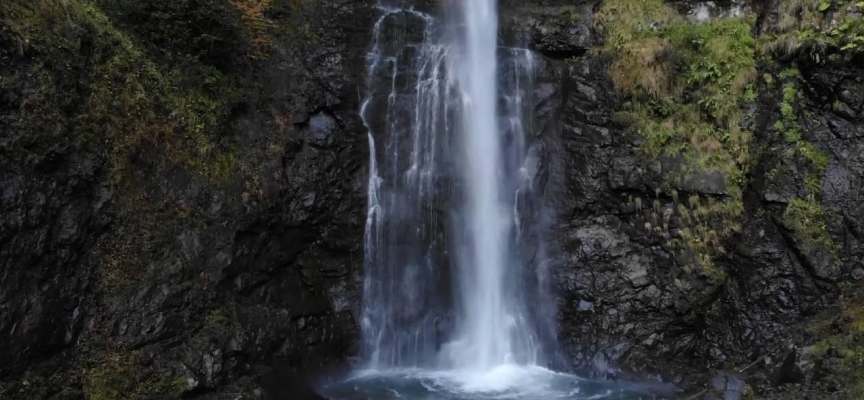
[443, 0, 538, 371]
[359, 0, 545, 373]
[320, 1, 679, 398]
[359, 4, 453, 369]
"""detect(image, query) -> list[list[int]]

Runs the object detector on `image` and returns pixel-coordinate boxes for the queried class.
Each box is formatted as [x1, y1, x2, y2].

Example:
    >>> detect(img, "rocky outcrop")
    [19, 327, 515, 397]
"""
[509, 0, 864, 397]
[0, 0, 375, 398]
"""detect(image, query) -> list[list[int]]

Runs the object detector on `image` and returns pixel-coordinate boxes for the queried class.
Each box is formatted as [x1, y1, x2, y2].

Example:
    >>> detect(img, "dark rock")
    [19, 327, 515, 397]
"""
[706, 370, 748, 400]
[680, 170, 728, 196]
[0, 0, 373, 397]
[775, 348, 806, 385]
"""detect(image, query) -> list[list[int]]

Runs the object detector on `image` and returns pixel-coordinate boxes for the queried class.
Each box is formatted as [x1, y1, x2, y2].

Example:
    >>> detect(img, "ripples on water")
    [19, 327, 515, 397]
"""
[318, 365, 675, 400]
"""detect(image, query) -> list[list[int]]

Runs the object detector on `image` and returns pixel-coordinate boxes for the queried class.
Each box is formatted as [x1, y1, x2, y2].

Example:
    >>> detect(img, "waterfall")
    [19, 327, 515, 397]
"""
[321, 2, 682, 397]
[360, 0, 548, 373]
[360, 4, 453, 369]
[443, 0, 538, 371]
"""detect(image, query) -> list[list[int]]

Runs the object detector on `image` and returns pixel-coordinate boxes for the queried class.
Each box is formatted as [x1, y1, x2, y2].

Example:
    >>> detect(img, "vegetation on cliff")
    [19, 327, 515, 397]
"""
[596, 0, 758, 279]
[808, 296, 864, 399]
[0, 0, 320, 289]
[0, 0, 245, 188]
[763, 0, 864, 60]
[0, 0, 321, 395]
[595, 1, 857, 396]
[84, 353, 186, 400]
[1, 0, 313, 187]
[768, 68, 837, 255]
[595, 0, 844, 280]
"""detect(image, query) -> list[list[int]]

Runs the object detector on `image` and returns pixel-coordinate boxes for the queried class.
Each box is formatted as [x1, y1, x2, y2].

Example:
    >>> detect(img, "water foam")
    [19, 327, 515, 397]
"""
[319, 365, 667, 400]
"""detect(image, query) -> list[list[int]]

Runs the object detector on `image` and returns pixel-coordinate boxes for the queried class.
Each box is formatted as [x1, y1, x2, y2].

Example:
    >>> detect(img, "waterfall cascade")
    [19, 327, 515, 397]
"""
[360, 5, 451, 368]
[442, 0, 540, 371]
[320, 0, 682, 398]
[359, 0, 549, 373]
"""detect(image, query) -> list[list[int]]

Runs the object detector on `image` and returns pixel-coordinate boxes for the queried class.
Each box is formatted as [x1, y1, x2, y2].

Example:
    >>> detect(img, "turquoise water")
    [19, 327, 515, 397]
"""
[318, 365, 675, 400]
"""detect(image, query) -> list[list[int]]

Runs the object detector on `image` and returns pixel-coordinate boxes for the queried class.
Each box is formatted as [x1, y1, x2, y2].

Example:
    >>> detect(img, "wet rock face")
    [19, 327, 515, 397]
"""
[0, 0, 375, 397]
[500, 0, 596, 58]
[0, 145, 108, 376]
[508, 0, 864, 394]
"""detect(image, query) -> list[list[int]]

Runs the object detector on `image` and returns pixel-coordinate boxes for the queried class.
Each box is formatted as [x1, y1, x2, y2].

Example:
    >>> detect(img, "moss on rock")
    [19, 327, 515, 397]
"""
[595, 0, 758, 277]
[807, 297, 864, 398]
[84, 352, 186, 400]
[2, 0, 245, 189]
[763, 66, 835, 255]
[763, 0, 864, 61]
[782, 197, 837, 252]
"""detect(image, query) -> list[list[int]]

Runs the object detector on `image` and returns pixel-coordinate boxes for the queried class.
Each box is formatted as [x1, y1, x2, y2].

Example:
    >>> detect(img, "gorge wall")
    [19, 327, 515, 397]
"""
[0, 0, 375, 397]
[1, 0, 862, 399]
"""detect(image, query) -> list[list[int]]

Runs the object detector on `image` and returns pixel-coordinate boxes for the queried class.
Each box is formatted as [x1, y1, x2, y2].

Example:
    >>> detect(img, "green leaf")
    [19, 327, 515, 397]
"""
[838, 21, 852, 32]
[818, 1, 831, 12]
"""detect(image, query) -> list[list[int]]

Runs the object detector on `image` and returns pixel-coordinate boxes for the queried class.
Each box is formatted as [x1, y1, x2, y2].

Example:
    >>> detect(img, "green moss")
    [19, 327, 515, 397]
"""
[2, 0, 113, 47]
[596, 0, 757, 277]
[80, 49, 241, 186]
[2, 0, 244, 188]
[768, 67, 834, 255]
[595, 5, 758, 183]
[778, 67, 800, 80]
[560, 6, 581, 24]
[775, 76, 803, 148]
[839, 300, 864, 397]
[782, 197, 837, 253]
[805, 297, 864, 397]
[799, 142, 829, 171]
[783, 129, 802, 144]
[803, 174, 823, 195]
[164, 65, 242, 182]
[205, 308, 229, 327]
[742, 384, 756, 400]
[763, 0, 864, 60]
[848, 302, 864, 333]
[84, 353, 186, 400]
[743, 84, 758, 104]
[1, 0, 256, 295]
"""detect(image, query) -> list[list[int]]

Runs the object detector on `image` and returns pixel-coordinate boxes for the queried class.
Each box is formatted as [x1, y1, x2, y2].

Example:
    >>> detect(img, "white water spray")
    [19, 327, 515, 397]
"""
[444, 0, 536, 371]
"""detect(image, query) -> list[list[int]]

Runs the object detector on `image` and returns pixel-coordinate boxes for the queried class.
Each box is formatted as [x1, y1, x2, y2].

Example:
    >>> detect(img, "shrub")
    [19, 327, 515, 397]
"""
[782, 197, 837, 252]
[762, 0, 864, 60]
